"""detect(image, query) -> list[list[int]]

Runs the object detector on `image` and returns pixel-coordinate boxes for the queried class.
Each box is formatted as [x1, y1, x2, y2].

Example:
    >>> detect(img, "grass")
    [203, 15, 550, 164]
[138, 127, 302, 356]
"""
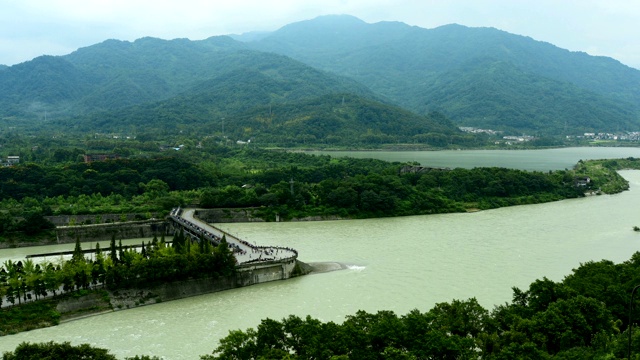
[0, 300, 60, 336]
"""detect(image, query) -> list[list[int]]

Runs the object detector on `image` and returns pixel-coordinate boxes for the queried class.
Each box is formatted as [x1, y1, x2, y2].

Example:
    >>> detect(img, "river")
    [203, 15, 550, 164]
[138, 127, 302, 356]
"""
[1, 149, 640, 359]
[306, 146, 640, 170]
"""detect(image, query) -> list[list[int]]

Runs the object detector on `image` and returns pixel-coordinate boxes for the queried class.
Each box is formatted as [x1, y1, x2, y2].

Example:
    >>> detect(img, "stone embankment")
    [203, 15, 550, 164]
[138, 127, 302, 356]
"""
[54, 220, 169, 244]
[54, 259, 312, 323]
[2, 208, 326, 333]
[196, 208, 342, 223]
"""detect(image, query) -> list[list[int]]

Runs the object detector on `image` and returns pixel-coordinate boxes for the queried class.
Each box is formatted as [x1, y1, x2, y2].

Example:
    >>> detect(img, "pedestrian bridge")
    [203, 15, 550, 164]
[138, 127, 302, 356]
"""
[168, 208, 298, 265]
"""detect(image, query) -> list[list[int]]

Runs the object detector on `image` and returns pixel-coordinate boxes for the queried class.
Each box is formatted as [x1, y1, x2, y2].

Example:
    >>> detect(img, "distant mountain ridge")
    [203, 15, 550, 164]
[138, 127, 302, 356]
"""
[249, 15, 640, 134]
[1, 14, 639, 140]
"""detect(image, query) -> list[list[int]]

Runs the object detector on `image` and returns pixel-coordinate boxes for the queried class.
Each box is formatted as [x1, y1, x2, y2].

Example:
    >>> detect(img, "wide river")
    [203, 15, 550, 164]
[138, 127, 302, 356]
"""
[1, 148, 640, 359]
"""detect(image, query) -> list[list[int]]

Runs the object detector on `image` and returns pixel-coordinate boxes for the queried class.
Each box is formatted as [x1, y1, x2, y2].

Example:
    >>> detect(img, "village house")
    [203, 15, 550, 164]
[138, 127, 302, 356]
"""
[83, 154, 119, 163]
[1, 155, 20, 166]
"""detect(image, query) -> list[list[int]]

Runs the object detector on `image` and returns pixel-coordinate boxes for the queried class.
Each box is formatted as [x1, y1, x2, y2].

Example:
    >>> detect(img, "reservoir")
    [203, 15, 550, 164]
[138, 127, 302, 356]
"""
[1, 149, 640, 359]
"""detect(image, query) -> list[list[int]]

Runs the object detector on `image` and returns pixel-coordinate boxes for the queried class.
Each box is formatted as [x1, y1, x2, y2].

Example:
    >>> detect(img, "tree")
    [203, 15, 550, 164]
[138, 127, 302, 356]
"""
[3, 260, 22, 305]
[173, 228, 186, 254]
[142, 179, 170, 197]
[118, 239, 125, 262]
[109, 234, 118, 264]
[71, 236, 84, 263]
[202, 329, 258, 360]
[43, 263, 62, 297]
[18, 211, 55, 235]
[2, 341, 118, 360]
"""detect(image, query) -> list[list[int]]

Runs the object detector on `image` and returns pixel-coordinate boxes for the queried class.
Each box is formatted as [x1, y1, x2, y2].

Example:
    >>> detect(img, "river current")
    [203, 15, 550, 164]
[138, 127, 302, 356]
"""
[1, 148, 640, 359]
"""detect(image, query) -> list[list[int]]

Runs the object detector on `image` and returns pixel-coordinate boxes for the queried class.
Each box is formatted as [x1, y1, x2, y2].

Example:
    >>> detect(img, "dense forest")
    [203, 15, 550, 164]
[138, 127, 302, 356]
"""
[3, 143, 629, 243]
[6, 252, 640, 358]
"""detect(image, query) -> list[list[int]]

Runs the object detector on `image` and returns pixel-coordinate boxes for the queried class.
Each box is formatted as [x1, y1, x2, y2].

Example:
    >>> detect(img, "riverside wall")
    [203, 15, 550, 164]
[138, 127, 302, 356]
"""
[79, 259, 311, 313]
[54, 220, 170, 244]
[47, 208, 339, 247]
[195, 208, 342, 223]
[195, 208, 265, 223]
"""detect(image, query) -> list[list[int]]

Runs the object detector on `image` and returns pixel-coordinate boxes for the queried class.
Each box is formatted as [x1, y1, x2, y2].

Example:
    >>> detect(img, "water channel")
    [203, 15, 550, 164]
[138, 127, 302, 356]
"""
[306, 146, 640, 170]
[1, 148, 640, 359]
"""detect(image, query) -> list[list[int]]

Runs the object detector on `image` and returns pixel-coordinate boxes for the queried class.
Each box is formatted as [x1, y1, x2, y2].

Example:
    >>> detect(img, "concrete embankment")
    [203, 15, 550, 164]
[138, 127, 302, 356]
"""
[3, 259, 337, 334]
[54, 220, 169, 244]
[109, 258, 310, 310]
[56, 259, 313, 323]
[195, 208, 342, 223]
[0, 220, 169, 249]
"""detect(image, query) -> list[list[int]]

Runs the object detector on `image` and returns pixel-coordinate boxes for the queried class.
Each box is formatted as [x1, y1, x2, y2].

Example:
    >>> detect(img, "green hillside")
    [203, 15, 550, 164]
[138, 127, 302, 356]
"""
[228, 93, 458, 145]
[250, 16, 640, 134]
[59, 78, 459, 147]
[418, 60, 638, 133]
[2, 15, 640, 141]
[0, 36, 248, 121]
[57, 52, 385, 135]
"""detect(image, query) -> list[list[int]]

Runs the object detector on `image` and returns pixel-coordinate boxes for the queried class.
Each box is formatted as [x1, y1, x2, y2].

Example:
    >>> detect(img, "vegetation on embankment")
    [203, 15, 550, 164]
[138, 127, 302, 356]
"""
[2, 149, 639, 245]
[574, 157, 640, 193]
[0, 300, 60, 336]
[0, 233, 236, 334]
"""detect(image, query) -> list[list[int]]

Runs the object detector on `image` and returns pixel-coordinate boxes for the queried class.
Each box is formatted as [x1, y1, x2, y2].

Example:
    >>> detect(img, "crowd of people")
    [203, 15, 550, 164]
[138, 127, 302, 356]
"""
[169, 207, 299, 265]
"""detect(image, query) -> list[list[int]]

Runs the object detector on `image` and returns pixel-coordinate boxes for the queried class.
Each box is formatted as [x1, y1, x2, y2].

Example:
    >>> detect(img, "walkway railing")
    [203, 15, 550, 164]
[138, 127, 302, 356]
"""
[169, 207, 298, 265]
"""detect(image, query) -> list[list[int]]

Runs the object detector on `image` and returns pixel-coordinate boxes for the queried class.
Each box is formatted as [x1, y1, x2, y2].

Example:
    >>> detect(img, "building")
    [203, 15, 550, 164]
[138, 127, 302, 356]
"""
[5, 155, 19, 165]
[575, 176, 591, 187]
[83, 154, 119, 163]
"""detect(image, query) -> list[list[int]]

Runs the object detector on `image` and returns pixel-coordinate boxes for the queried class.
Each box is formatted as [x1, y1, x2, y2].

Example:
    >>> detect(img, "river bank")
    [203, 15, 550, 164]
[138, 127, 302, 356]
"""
[1, 259, 314, 336]
[0, 209, 342, 249]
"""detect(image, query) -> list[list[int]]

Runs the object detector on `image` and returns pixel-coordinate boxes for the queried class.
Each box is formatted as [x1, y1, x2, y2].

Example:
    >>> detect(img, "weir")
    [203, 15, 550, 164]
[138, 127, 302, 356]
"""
[168, 207, 299, 266]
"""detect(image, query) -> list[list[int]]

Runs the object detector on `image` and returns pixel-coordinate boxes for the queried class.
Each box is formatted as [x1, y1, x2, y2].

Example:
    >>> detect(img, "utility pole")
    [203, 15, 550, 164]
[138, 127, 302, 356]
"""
[289, 177, 294, 196]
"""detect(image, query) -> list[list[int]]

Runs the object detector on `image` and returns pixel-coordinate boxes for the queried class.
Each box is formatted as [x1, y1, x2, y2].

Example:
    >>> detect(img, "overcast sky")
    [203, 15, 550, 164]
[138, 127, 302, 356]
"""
[1, 0, 639, 69]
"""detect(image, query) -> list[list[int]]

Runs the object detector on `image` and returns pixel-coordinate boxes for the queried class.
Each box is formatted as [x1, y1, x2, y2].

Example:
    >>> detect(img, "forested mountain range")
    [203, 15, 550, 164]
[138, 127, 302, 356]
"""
[248, 15, 640, 134]
[1, 14, 639, 142]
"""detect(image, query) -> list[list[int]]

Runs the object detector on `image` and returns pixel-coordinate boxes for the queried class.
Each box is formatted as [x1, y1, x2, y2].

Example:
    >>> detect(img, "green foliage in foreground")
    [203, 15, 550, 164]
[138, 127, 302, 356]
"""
[8, 253, 640, 359]
[202, 252, 640, 359]
[1, 341, 161, 360]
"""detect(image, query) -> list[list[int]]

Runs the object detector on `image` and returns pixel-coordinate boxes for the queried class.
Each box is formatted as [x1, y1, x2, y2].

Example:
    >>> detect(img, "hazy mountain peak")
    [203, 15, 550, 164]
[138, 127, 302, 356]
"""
[227, 31, 272, 43]
[303, 14, 367, 26]
[2, 14, 639, 136]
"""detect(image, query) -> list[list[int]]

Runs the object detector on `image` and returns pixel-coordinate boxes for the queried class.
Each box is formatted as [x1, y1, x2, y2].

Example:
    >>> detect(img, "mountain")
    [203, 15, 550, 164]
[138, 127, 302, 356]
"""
[61, 59, 459, 146]
[249, 15, 640, 134]
[1, 30, 461, 146]
[0, 35, 372, 124]
[415, 60, 638, 133]
[228, 31, 272, 42]
[3, 15, 638, 139]
[229, 93, 457, 145]
[0, 36, 244, 120]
